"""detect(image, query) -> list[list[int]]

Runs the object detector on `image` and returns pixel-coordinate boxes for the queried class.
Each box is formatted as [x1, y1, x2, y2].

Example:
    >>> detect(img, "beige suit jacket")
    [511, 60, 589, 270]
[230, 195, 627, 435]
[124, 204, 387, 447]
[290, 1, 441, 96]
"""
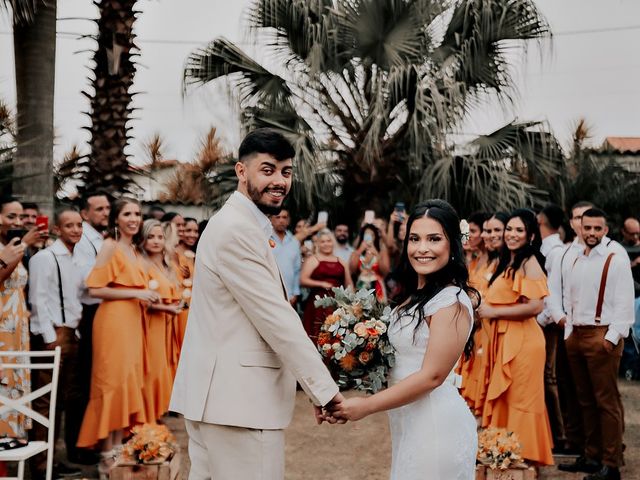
[169, 193, 338, 430]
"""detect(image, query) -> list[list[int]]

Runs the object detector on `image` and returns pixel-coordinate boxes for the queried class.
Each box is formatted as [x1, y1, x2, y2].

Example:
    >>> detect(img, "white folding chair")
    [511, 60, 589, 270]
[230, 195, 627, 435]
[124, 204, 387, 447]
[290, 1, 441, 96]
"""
[0, 347, 61, 480]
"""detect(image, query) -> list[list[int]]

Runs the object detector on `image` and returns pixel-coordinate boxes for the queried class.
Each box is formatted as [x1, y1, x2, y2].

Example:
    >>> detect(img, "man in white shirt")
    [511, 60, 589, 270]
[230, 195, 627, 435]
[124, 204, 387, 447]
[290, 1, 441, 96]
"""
[28, 208, 85, 478]
[556, 208, 634, 480]
[73, 191, 110, 464]
[334, 223, 354, 263]
[536, 204, 572, 453]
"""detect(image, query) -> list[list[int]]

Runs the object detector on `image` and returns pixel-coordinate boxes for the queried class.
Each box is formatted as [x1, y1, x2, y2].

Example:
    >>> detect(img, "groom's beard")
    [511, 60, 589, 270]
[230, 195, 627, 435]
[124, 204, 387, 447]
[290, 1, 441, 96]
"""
[247, 181, 287, 216]
[336, 236, 348, 245]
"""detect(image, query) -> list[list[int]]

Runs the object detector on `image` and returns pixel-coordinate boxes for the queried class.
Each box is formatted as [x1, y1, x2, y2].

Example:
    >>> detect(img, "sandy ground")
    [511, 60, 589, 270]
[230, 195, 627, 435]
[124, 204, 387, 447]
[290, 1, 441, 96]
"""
[162, 379, 640, 480]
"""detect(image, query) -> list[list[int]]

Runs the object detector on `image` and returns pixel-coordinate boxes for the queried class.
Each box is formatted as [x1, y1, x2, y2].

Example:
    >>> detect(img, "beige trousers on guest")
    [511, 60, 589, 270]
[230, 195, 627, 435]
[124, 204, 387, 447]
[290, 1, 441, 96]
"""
[185, 419, 285, 480]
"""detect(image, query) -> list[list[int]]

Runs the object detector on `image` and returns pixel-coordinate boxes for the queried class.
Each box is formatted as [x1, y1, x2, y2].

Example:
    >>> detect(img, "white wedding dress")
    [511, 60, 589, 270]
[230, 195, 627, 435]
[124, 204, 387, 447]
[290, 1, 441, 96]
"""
[387, 286, 477, 480]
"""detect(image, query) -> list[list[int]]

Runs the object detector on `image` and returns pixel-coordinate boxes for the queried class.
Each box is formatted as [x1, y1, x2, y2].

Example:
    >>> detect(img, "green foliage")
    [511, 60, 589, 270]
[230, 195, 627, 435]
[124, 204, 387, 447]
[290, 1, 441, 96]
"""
[184, 0, 559, 221]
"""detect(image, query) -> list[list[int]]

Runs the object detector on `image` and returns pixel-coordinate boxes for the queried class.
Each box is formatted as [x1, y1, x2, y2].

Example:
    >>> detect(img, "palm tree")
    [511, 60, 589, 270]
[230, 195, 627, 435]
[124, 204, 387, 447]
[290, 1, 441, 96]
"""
[2, 0, 56, 215]
[161, 127, 236, 209]
[558, 119, 640, 225]
[183, 0, 560, 219]
[81, 0, 138, 195]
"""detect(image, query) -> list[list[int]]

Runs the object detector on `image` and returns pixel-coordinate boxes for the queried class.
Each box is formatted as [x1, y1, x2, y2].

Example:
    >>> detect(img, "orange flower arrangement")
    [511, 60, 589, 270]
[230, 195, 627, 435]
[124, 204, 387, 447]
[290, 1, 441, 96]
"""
[122, 424, 176, 464]
[477, 427, 525, 470]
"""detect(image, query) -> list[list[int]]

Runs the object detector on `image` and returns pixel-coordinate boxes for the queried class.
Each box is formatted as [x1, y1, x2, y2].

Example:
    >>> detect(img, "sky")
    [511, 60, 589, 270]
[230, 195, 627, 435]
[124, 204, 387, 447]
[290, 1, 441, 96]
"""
[1, 0, 639, 166]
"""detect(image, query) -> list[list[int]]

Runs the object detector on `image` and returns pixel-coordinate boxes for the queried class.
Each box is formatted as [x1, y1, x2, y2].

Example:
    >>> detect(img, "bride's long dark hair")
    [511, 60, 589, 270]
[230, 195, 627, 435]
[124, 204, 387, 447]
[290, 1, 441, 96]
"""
[395, 200, 479, 358]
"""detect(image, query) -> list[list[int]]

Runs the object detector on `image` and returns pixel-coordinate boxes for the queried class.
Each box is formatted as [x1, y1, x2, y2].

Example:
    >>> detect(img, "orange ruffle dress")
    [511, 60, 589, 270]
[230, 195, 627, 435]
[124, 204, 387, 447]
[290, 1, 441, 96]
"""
[172, 251, 194, 375]
[142, 265, 179, 421]
[77, 247, 147, 447]
[459, 258, 494, 415]
[481, 270, 554, 465]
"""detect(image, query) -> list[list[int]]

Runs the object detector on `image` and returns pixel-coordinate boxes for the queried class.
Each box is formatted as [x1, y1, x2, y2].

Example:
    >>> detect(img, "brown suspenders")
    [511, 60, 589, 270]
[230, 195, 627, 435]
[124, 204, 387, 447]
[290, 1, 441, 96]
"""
[594, 252, 615, 324]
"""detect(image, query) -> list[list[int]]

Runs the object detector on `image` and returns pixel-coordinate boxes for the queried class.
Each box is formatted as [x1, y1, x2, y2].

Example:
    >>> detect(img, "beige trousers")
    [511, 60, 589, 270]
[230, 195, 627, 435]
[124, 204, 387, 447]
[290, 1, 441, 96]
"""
[185, 419, 285, 480]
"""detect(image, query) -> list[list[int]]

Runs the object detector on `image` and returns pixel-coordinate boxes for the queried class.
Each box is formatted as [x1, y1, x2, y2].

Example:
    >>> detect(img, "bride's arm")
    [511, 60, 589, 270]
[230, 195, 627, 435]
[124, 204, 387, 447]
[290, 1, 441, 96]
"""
[329, 303, 471, 421]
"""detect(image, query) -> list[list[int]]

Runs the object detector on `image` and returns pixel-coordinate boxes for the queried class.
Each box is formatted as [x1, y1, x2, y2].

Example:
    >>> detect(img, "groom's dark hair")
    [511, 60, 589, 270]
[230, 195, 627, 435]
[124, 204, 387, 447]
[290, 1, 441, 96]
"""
[238, 128, 295, 163]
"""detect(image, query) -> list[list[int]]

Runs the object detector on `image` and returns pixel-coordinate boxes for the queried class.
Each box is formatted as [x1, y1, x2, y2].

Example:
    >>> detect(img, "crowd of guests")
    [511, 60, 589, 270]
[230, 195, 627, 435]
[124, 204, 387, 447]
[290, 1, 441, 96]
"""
[272, 202, 637, 480]
[0, 190, 638, 480]
[0, 193, 202, 479]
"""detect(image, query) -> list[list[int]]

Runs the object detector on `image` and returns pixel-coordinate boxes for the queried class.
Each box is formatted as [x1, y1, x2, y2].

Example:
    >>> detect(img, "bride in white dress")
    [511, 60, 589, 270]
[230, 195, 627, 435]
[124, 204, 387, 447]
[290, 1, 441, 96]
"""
[329, 200, 478, 480]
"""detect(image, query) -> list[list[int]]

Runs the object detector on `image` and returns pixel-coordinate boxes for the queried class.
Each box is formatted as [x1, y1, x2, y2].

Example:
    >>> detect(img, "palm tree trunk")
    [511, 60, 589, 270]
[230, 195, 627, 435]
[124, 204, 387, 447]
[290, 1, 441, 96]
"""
[84, 0, 138, 195]
[12, 0, 56, 217]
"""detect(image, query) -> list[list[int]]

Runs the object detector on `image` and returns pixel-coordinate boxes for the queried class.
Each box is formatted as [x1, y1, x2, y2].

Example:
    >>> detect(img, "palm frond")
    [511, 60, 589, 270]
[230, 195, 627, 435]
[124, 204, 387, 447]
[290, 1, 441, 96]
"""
[184, 37, 293, 110]
[1, 0, 42, 24]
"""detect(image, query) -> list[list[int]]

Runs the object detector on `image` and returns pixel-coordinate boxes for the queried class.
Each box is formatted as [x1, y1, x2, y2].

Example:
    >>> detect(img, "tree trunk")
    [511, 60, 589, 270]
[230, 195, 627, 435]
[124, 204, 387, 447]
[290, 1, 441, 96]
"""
[12, 1, 56, 217]
[83, 0, 138, 196]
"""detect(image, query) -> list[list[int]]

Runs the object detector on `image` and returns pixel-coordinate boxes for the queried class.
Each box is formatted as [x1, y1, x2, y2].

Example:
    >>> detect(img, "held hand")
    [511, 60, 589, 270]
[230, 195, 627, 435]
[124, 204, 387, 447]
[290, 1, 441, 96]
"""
[44, 339, 61, 351]
[289, 296, 298, 307]
[326, 396, 370, 422]
[319, 281, 334, 290]
[2, 238, 26, 264]
[558, 317, 567, 329]
[603, 338, 615, 353]
[138, 289, 160, 303]
[22, 227, 45, 247]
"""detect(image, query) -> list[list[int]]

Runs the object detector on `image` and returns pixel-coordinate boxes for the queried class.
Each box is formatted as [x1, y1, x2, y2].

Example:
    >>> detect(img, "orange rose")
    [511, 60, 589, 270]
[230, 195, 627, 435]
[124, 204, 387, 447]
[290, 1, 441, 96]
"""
[317, 332, 332, 346]
[325, 314, 339, 325]
[358, 351, 372, 364]
[366, 328, 380, 337]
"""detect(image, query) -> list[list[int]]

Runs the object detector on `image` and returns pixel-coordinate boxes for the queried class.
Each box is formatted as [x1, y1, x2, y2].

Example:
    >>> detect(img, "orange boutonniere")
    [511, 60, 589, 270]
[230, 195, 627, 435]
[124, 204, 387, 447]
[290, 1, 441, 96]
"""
[269, 239, 276, 248]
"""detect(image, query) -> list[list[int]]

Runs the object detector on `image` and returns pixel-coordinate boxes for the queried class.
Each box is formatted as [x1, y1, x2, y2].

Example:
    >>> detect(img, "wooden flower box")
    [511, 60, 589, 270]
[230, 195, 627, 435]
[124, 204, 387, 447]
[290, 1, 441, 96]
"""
[110, 452, 182, 480]
[476, 464, 537, 480]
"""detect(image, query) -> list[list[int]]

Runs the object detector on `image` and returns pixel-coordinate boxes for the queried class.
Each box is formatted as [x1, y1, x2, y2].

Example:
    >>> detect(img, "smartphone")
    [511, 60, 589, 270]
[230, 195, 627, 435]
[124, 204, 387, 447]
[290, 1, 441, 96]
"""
[394, 202, 406, 222]
[317, 211, 328, 225]
[364, 210, 375, 224]
[35, 215, 49, 232]
[303, 239, 313, 251]
[6, 229, 27, 243]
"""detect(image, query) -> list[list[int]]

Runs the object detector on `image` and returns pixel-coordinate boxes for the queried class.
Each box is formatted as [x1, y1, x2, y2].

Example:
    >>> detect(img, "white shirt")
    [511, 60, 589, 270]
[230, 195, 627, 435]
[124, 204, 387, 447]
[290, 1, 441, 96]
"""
[334, 244, 354, 263]
[75, 222, 104, 305]
[232, 191, 273, 239]
[28, 239, 84, 343]
[563, 238, 635, 345]
[537, 233, 565, 326]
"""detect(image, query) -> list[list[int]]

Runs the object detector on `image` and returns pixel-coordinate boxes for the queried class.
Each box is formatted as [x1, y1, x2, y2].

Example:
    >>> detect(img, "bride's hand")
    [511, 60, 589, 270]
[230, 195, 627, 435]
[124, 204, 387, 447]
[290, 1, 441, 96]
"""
[327, 396, 370, 422]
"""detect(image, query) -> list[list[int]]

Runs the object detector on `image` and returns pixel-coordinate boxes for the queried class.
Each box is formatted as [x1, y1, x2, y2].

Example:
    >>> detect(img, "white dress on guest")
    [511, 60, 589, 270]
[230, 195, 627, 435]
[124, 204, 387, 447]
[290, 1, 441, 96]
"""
[387, 286, 477, 480]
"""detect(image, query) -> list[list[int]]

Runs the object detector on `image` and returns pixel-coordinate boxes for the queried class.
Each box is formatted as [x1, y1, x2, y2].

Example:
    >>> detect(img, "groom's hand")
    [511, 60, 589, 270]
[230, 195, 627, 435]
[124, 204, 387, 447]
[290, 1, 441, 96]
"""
[314, 392, 347, 425]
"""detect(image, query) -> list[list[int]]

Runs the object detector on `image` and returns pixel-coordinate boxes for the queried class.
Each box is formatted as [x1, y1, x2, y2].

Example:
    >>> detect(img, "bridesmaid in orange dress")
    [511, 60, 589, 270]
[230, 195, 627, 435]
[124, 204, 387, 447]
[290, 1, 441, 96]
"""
[163, 222, 194, 375]
[174, 218, 198, 346]
[139, 219, 182, 421]
[477, 209, 554, 466]
[459, 212, 508, 415]
[77, 198, 160, 474]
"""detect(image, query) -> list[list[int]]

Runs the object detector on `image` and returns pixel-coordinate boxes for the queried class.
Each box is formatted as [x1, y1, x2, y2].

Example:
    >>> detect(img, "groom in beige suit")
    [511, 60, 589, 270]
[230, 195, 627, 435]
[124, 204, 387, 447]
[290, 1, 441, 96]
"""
[170, 129, 343, 479]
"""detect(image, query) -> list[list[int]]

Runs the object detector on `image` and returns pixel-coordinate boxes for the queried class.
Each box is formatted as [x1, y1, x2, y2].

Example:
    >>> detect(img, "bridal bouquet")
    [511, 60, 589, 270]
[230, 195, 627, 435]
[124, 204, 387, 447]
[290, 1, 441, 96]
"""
[314, 287, 395, 393]
[121, 423, 177, 464]
[477, 427, 524, 470]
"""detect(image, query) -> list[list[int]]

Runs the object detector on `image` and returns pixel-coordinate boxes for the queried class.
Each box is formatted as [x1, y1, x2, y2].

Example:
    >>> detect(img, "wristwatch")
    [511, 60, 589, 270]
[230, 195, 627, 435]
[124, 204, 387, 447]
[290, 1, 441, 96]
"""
[0, 258, 7, 269]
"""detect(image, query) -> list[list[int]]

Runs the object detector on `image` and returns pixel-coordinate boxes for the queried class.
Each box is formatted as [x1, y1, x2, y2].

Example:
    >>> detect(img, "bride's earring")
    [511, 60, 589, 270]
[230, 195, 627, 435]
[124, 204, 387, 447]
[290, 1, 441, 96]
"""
[115, 225, 119, 241]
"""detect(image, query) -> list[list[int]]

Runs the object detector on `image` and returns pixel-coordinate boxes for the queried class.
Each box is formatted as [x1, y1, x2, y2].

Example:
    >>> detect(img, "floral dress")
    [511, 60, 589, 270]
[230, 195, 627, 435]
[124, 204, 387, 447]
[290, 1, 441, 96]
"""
[0, 246, 31, 438]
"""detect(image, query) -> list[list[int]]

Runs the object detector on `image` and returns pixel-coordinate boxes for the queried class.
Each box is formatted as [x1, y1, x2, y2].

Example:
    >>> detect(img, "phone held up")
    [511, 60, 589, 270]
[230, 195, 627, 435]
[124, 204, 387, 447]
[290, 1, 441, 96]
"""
[35, 215, 49, 233]
[6, 229, 27, 243]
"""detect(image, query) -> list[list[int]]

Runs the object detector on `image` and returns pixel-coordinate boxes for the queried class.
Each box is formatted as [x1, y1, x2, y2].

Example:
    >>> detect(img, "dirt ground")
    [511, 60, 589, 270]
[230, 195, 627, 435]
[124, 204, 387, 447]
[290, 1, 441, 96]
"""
[164, 379, 640, 480]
